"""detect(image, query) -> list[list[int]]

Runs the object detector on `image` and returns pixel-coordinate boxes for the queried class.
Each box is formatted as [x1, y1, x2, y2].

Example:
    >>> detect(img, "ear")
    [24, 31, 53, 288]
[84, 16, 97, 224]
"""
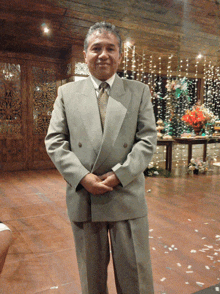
[83, 51, 87, 63]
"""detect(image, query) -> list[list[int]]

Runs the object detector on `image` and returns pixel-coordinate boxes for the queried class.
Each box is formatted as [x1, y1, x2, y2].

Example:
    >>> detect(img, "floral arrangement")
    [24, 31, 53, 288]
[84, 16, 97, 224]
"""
[182, 104, 216, 128]
[165, 77, 188, 98]
[144, 162, 159, 177]
[187, 158, 208, 174]
[144, 162, 171, 177]
[164, 77, 191, 137]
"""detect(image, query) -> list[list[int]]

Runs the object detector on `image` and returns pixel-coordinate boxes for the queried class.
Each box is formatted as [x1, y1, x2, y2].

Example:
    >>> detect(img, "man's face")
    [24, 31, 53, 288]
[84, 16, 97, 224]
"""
[83, 30, 122, 81]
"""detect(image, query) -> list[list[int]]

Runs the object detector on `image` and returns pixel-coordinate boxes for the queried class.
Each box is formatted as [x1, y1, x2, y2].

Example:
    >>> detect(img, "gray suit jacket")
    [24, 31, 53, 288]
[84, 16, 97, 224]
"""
[45, 74, 157, 222]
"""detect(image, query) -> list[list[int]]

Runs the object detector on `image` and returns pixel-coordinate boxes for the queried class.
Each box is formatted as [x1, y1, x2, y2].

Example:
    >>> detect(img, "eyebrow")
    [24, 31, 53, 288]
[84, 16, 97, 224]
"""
[90, 42, 117, 48]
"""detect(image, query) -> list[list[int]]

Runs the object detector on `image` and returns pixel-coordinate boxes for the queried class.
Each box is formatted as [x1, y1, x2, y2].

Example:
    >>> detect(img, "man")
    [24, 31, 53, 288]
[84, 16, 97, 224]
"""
[45, 22, 157, 294]
[0, 222, 12, 274]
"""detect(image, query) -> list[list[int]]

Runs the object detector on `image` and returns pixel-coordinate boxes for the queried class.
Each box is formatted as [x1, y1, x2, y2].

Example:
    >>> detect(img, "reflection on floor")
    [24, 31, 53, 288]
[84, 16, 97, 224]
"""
[0, 168, 219, 294]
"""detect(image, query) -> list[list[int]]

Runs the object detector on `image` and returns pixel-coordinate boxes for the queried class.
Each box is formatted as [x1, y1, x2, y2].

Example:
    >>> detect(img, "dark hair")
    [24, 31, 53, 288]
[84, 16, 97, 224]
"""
[84, 22, 122, 54]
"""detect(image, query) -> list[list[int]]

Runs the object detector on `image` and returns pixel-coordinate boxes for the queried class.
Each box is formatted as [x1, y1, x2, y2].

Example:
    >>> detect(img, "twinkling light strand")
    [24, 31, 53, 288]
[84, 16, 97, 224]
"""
[141, 51, 146, 83]
[123, 43, 129, 79]
[148, 55, 153, 92]
[203, 57, 207, 103]
[194, 60, 199, 104]
[164, 55, 173, 133]
[131, 45, 136, 80]
[137, 56, 141, 81]
[157, 56, 163, 120]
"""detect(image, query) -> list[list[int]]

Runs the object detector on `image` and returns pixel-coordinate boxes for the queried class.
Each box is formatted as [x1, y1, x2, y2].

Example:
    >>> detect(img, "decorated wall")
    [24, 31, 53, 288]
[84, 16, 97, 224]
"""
[121, 44, 220, 139]
[0, 54, 62, 171]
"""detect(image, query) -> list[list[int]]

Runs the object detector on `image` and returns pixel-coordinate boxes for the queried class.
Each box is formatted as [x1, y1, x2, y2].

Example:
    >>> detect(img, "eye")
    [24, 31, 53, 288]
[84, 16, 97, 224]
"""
[108, 47, 115, 52]
[91, 46, 100, 52]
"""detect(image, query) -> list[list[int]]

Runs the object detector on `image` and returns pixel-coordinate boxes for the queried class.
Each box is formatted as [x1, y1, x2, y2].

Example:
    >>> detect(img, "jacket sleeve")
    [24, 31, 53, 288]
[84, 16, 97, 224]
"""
[45, 86, 89, 190]
[112, 85, 157, 187]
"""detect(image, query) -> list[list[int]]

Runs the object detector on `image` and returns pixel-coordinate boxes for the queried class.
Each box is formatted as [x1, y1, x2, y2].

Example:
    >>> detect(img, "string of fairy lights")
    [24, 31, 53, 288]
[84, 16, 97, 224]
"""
[122, 42, 220, 120]
[122, 42, 220, 168]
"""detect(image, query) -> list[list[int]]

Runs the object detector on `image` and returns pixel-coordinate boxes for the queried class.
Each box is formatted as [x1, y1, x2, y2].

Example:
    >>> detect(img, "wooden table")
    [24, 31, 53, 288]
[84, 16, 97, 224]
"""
[157, 137, 220, 171]
[157, 139, 174, 172]
[174, 137, 220, 164]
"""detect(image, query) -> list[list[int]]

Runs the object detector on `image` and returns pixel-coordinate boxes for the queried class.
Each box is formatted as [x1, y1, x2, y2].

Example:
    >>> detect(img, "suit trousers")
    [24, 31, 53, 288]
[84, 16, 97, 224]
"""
[71, 216, 154, 294]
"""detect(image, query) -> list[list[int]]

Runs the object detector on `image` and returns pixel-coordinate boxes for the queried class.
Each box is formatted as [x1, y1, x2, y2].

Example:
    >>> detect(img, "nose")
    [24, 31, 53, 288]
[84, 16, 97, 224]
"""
[99, 48, 108, 59]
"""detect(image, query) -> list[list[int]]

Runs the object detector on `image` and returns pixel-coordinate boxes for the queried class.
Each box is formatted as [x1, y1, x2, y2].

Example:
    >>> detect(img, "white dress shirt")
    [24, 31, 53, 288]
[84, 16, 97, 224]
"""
[90, 74, 116, 97]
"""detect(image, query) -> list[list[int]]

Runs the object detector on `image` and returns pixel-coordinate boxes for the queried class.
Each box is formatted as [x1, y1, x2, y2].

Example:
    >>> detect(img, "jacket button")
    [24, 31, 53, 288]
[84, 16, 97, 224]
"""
[123, 143, 128, 148]
[78, 142, 82, 147]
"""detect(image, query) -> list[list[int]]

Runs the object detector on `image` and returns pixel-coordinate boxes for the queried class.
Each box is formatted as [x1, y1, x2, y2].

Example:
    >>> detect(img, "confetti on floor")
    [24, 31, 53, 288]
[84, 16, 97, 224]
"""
[149, 217, 220, 294]
[160, 277, 166, 282]
[196, 282, 205, 287]
[191, 249, 197, 253]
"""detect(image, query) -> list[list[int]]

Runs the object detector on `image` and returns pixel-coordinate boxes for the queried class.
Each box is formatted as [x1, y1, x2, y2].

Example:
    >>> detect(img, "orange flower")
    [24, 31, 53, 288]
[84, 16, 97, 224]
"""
[182, 107, 207, 127]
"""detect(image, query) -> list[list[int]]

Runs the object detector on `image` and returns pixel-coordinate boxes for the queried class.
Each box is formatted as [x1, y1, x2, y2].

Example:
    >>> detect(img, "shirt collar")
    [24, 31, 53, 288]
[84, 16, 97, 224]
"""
[90, 74, 116, 90]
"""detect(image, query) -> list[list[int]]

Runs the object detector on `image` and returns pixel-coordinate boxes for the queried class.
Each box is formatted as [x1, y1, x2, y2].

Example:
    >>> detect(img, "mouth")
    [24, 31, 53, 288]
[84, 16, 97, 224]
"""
[97, 63, 110, 66]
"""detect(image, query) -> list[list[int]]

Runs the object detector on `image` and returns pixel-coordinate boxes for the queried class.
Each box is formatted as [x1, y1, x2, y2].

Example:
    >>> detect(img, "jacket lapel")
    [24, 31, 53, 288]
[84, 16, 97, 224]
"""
[77, 77, 103, 155]
[92, 75, 131, 172]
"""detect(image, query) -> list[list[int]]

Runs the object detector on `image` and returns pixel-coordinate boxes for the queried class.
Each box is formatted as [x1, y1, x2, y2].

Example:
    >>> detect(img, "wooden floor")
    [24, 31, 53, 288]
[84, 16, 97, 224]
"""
[0, 168, 220, 294]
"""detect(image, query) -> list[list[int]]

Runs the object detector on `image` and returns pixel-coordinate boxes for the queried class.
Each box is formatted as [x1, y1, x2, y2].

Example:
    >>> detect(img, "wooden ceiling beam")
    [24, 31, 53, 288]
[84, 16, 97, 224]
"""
[0, 0, 220, 74]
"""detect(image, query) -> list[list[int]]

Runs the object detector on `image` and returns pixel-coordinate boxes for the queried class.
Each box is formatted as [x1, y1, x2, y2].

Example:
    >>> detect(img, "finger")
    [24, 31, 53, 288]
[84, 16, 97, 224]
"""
[100, 182, 113, 189]
[98, 182, 113, 192]
[101, 178, 115, 188]
[99, 174, 107, 180]
[101, 178, 109, 185]
[99, 172, 112, 180]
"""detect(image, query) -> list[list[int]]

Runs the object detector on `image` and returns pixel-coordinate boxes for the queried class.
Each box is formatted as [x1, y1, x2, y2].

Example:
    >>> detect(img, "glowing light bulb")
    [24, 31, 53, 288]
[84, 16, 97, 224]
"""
[44, 27, 49, 33]
[41, 23, 50, 34]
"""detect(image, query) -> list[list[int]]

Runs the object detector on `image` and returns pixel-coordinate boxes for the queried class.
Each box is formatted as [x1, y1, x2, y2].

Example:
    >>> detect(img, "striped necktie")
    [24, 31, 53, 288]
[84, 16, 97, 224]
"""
[98, 82, 109, 129]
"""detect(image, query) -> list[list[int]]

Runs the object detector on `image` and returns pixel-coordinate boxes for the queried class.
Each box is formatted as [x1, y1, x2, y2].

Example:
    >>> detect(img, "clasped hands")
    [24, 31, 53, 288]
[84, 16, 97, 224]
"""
[80, 171, 120, 195]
